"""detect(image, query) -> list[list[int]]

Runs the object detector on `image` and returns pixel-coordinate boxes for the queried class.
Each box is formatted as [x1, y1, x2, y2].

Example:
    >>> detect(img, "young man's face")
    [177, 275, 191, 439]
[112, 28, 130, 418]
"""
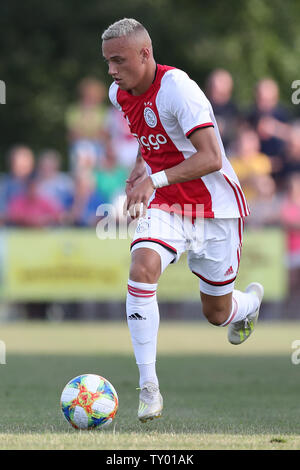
[102, 36, 148, 94]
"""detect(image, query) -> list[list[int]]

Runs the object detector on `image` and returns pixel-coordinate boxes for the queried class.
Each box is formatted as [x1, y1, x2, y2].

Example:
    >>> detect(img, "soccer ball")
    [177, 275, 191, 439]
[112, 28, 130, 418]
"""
[60, 374, 118, 430]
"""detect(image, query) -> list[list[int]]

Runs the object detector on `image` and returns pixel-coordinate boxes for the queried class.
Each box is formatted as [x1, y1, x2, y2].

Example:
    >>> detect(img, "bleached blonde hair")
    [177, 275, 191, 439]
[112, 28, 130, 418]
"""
[101, 18, 151, 42]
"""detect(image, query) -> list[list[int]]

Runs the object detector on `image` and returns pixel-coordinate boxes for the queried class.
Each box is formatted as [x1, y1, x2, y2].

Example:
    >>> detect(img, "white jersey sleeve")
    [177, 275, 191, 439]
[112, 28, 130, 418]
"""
[163, 69, 213, 137]
[108, 82, 122, 111]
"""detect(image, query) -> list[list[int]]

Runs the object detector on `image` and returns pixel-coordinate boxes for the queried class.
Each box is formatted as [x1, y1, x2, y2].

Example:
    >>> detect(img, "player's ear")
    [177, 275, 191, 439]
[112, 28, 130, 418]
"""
[140, 47, 150, 63]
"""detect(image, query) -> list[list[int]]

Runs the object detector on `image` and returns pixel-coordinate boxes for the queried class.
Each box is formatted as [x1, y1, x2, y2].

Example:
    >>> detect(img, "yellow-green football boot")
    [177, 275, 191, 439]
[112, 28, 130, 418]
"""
[138, 382, 163, 422]
[228, 282, 264, 345]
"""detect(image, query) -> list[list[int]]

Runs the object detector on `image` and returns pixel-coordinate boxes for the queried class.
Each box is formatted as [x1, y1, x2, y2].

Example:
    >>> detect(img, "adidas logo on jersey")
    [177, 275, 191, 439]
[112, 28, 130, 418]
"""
[224, 266, 234, 276]
[128, 313, 146, 320]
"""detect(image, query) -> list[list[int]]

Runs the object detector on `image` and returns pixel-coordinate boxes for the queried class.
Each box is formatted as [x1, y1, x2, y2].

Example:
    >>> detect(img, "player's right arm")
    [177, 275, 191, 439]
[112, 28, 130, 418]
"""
[125, 146, 147, 195]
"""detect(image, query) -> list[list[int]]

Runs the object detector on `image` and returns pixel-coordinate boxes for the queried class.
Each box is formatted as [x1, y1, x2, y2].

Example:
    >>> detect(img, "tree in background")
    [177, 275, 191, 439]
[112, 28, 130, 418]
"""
[0, 0, 299, 169]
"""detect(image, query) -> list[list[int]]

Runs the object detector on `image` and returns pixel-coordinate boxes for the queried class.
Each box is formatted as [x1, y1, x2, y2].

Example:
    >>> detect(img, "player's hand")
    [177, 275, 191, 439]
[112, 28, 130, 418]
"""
[125, 167, 148, 196]
[124, 176, 155, 219]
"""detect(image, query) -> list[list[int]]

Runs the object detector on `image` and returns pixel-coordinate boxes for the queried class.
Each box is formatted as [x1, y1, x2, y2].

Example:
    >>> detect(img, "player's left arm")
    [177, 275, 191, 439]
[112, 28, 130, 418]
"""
[165, 126, 222, 184]
[125, 126, 221, 218]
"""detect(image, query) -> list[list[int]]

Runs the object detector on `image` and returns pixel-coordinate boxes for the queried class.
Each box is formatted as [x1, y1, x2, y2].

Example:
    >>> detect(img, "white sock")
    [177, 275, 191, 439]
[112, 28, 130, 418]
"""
[126, 279, 159, 388]
[138, 363, 158, 388]
[221, 289, 260, 326]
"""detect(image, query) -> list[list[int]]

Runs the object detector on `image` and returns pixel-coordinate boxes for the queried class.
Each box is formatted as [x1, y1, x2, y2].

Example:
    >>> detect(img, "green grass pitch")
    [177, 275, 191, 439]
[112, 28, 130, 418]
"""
[0, 320, 299, 450]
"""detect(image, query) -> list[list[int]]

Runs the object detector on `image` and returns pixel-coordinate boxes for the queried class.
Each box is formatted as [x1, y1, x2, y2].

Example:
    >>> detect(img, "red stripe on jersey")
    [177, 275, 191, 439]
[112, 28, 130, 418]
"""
[222, 174, 243, 217]
[186, 122, 214, 138]
[238, 218, 242, 246]
[233, 181, 249, 216]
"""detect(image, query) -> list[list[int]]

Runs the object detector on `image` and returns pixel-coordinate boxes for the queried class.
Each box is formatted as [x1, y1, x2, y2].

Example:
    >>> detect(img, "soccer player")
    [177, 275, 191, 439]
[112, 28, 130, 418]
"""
[102, 18, 264, 422]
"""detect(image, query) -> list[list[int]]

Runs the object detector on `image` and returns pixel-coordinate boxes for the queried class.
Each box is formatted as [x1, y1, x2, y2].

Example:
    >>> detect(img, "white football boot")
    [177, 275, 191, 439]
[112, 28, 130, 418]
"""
[137, 382, 163, 422]
[228, 282, 264, 345]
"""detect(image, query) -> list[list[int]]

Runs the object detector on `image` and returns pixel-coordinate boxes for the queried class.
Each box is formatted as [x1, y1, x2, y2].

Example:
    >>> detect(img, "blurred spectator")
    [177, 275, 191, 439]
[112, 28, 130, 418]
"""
[105, 106, 139, 169]
[280, 121, 300, 182]
[36, 149, 74, 211]
[66, 170, 105, 227]
[94, 151, 128, 206]
[69, 140, 99, 175]
[280, 173, 300, 302]
[229, 126, 273, 204]
[0, 175, 6, 225]
[246, 174, 282, 228]
[247, 78, 290, 180]
[206, 69, 240, 152]
[7, 175, 62, 227]
[65, 77, 110, 171]
[0, 145, 35, 219]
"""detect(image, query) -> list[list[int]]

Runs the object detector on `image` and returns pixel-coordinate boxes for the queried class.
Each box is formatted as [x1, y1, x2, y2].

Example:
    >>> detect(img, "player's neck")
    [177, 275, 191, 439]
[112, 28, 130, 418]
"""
[131, 60, 157, 96]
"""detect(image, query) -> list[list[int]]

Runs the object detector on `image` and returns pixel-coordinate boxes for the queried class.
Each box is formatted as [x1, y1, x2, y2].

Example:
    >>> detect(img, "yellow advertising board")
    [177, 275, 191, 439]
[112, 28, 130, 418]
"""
[3, 229, 130, 301]
[0, 228, 287, 301]
[233, 228, 287, 301]
[160, 228, 287, 301]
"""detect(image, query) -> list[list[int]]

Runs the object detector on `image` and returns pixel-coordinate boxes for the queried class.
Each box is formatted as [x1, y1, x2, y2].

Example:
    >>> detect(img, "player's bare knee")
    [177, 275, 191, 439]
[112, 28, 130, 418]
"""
[130, 248, 161, 283]
[129, 261, 160, 284]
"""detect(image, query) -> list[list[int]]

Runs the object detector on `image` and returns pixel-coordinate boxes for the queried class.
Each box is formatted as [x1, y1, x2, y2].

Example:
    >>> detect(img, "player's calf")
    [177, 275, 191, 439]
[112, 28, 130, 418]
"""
[200, 292, 232, 326]
[201, 287, 263, 346]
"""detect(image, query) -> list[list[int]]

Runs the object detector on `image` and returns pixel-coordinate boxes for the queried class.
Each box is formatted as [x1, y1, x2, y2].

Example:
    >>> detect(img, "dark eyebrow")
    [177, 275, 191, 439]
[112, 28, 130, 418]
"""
[106, 55, 125, 61]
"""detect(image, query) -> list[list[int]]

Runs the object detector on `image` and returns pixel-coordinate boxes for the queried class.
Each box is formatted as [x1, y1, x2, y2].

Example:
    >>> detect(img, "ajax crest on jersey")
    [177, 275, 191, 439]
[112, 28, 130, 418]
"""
[60, 374, 118, 430]
[144, 107, 157, 128]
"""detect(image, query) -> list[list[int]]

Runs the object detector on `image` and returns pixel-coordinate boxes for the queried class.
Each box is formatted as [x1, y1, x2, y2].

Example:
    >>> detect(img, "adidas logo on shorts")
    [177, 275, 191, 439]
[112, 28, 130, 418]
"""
[225, 266, 234, 276]
[128, 313, 146, 320]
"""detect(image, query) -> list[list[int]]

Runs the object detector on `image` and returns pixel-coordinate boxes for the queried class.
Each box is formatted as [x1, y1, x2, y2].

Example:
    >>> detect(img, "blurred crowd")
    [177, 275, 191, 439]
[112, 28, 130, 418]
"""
[207, 70, 300, 301]
[0, 77, 139, 229]
[0, 72, 300, 298]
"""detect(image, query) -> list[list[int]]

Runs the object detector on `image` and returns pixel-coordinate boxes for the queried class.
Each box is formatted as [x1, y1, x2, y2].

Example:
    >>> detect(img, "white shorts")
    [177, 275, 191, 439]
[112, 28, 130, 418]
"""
[131, 208, 244, 296]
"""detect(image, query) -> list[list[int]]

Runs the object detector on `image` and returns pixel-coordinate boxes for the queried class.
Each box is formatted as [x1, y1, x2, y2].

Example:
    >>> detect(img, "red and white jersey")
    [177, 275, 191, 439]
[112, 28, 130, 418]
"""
[109, 64, 249, 219]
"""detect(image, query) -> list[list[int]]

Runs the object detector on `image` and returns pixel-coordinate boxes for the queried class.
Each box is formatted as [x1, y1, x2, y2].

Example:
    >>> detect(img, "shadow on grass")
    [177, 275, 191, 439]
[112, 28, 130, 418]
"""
[0, 353, 299, 435]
